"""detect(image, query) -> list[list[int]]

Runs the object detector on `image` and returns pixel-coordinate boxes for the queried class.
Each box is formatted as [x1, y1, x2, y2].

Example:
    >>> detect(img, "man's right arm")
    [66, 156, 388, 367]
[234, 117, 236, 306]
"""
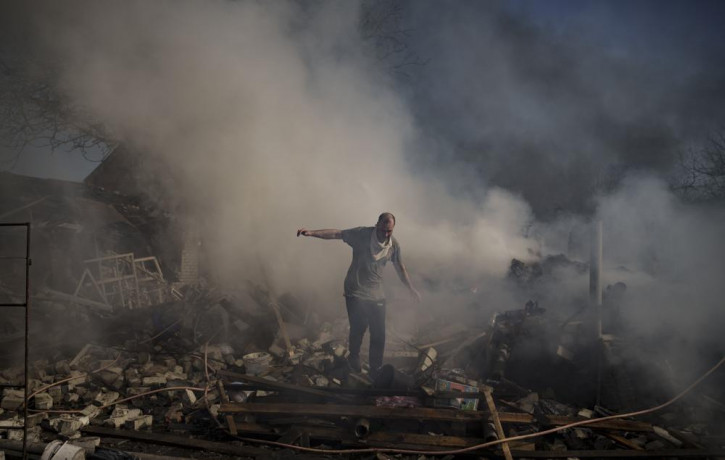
[296, 228, 342, 239]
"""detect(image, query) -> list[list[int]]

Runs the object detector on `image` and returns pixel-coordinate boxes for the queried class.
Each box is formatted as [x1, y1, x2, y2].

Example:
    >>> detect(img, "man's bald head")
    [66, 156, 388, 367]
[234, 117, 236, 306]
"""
[377, 212, 396, 225]
[375, 212, 396, 242]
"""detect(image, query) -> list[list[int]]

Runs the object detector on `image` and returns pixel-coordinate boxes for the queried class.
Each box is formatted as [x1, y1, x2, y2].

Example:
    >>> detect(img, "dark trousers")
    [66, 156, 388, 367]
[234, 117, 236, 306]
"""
[345, 296, 386, 371]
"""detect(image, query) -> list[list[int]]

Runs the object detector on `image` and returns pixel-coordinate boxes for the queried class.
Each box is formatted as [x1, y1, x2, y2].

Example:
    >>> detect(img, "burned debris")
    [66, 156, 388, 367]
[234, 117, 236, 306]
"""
[2, 278, 724, 459]
[1, 172, 725, 459]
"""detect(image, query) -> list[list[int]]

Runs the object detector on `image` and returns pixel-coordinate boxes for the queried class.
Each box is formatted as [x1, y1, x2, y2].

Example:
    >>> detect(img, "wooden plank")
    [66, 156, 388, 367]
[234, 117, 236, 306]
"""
[217, 380, 238, 435]
[220, 402, 654, 432]
[234, 421, 277, 435]
[277, 427, 303, 445]
[290, 425, 486, 449]
[220, 402, 485, 422]
[218, 369, 353, 402]
[498, 412, 654, 432]
[602, 432, 644, 450]
[369, 431, 483, 448]
[483, 388, 513, 460]
[81, 426, 268, 457]
[72, 268, 110, 305]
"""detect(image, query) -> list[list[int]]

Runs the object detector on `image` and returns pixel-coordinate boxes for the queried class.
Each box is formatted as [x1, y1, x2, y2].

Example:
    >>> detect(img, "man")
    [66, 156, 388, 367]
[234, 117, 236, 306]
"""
[297, 212, 421, 374]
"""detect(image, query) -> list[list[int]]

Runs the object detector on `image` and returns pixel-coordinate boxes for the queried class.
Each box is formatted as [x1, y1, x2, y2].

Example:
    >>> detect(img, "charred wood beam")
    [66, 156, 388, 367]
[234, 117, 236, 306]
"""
[284, 424, 487, 450]
[601, 432, 645, 451]
[508, 449, 725, 458]
[221, 370, 487, 401]
[220, 402, 484, 422]
[499, 412, 654, 432]
[218, 369, 354, 403]
[483, 388, 513, 460]
[217, 380, 237, 435]
[81, 426, 268, 457]
[220, 402, 655, 432]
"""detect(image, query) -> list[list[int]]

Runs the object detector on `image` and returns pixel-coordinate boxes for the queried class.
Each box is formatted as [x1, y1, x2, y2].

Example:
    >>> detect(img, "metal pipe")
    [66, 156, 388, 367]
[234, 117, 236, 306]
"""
[483, 421, 498, 443]
[24, 222, 31, 460]
[589, 221, 603, 407]
[589, 220, 603, 314]
[354, 418, 370, 438]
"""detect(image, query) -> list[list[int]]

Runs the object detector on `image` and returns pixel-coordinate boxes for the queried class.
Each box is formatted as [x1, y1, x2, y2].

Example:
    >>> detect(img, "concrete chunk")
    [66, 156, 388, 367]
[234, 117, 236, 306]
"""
[68, 370, 88, 390]
[1, 395, 23, 411]
[124, 414, 153, 430]
[48, 386, 63, 404]
[94, 391, 120, 406]
[34, 392, 53, 410]
[1, 389, 23, 398]
[105, 407, 142, 428]
[49, 414, 90, 436]
[80, 404, 101, 419]
[142, 375, 167, 386]
[71, 436, 101, 454]
[0, 417, 23, 428]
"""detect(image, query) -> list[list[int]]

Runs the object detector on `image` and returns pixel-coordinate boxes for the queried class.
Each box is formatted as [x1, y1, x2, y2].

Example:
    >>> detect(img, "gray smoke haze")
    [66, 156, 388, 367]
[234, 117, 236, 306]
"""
[400, 1, 725, 217]
[4, 0, 724, 377]
[11, 0, 534, 316]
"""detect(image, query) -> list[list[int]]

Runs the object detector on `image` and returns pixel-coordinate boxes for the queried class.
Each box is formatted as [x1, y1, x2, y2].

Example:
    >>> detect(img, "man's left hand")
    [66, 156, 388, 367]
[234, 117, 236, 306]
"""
[410, 287, 422, 303]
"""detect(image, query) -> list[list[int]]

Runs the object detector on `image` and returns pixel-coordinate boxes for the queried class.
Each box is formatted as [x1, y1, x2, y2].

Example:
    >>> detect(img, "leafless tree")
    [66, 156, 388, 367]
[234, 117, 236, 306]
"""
[672, 131, 725, 202]
[0, 54, 115, 170]
[359, 0, 427, 79]
[0, 0, 419, 170]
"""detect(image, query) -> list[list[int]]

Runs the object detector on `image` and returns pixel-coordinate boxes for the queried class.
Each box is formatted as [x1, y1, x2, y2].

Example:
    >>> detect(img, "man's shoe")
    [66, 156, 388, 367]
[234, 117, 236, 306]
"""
[347, 355, 362, 372]
[369, 365, 381, 380]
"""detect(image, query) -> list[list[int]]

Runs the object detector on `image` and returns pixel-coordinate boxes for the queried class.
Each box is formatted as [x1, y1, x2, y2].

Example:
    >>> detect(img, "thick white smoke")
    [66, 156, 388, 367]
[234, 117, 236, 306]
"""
[14, 1, 725, 364]
[22, 0, 533, 317]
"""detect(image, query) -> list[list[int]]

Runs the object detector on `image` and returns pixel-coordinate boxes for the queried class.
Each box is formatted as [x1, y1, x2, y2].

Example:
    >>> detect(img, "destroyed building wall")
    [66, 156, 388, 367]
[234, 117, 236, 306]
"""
[83, 145, 198, 286]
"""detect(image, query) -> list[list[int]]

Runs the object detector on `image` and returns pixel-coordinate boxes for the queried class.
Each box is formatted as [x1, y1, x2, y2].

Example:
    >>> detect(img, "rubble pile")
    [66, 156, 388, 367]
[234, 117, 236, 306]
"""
[1, 287, 724, 459]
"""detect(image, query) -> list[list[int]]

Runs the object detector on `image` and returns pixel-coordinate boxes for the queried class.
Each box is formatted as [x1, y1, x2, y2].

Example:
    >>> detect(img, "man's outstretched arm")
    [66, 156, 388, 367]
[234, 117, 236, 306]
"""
[394, 259, 422, 302]
[296, 228, 342, 239]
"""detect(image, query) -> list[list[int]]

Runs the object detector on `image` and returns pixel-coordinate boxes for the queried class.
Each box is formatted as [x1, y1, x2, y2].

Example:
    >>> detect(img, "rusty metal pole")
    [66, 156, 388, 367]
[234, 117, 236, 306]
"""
[589, 220, 603, 336]
[589, 220, 603, 406]
[23, 223, 31, 460]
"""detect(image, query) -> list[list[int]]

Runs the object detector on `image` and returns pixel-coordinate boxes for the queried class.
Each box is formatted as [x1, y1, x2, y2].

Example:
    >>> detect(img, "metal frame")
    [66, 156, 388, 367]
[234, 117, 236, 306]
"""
[0, 222, 31, 460]
[75, 252, 168, 310]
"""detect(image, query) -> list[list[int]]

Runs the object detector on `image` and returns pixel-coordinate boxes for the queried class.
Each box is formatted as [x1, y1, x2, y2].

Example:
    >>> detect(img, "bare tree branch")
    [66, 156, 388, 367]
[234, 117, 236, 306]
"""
[672, 130, 725, 202]
[0, 54, 115, 170]
[359, 0, 427, 79]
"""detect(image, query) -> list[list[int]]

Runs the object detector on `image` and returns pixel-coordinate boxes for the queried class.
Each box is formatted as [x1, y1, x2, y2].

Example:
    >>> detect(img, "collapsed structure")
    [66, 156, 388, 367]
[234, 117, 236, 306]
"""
[1, 164, 724, 459]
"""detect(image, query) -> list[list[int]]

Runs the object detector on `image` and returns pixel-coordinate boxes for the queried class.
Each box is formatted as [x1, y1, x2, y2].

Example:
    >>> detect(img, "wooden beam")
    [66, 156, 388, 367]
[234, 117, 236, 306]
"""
[286, 425, 486, 449]
[218, 369, 354, 402]
[602, 432, 645, 451]
[483, 388, 513, 460]
[220, 402, 484, 422]
[217, 380, 238, 435]
[220, 402, 655, 432]
[82, 426, 268, 457]
[498, 412, 654, 432]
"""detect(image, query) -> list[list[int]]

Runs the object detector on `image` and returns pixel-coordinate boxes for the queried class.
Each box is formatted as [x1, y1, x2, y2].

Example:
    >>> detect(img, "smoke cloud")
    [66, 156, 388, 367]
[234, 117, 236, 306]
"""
[11, 0, 533, 317]
[5, 0, 724, 380]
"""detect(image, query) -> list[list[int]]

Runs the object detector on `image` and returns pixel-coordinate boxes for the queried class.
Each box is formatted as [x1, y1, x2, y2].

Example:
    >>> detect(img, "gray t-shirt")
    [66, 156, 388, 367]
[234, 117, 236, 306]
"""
[341, 226, 401, 301]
